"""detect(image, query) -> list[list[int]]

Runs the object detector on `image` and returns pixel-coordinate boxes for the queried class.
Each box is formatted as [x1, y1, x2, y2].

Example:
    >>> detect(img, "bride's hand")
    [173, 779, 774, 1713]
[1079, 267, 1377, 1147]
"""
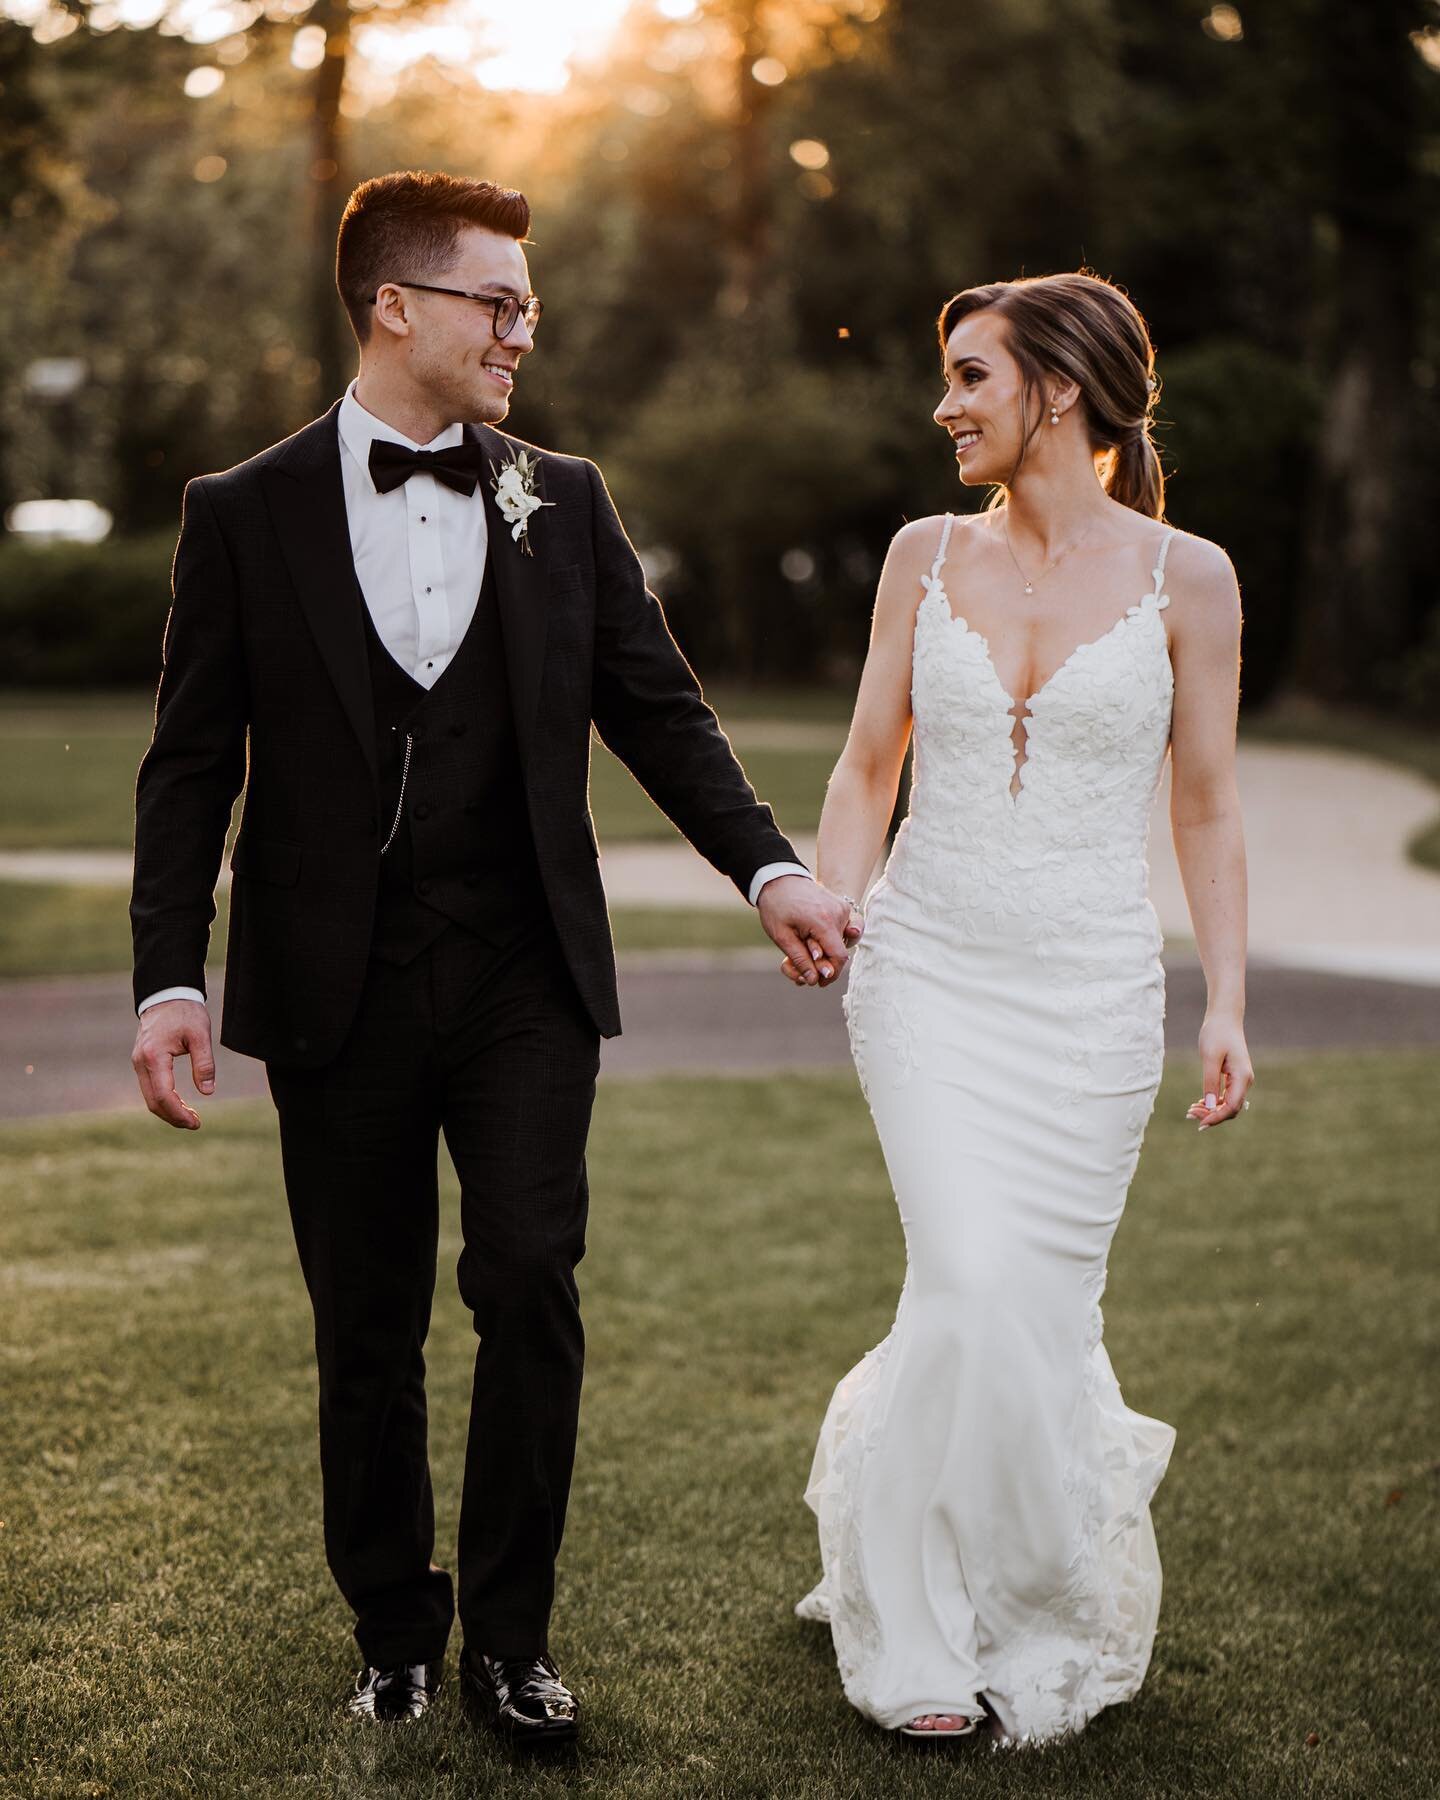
[1187, 1014, 1254, 1130]
[780, 905, 864, 985]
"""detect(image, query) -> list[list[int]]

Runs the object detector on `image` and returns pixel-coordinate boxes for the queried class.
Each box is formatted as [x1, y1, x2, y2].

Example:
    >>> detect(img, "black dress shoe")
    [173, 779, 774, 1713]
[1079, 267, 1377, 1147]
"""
[347, 1662, 439, 1722]
[460, 1648, 579, 1742]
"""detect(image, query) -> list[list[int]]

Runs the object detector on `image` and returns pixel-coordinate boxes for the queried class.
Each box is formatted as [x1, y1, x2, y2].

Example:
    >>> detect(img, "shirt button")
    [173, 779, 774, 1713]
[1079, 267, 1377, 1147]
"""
[425, 586, 432, 594]
[419, 515, 427, 523]
[413, 801, 431, 821]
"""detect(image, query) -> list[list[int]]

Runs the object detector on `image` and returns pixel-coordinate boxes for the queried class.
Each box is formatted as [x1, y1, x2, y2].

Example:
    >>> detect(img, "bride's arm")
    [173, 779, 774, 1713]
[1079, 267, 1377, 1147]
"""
[1166, 534, 1254, 1130]
[814, 521, 933, 911]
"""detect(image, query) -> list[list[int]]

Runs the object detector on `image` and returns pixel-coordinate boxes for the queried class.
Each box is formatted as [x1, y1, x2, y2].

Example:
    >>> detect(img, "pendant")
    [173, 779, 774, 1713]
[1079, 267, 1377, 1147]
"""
[1024, 582, 1034, 594]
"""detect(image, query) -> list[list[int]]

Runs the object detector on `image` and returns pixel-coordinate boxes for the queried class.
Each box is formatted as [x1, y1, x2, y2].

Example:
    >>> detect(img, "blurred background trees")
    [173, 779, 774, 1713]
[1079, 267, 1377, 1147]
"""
[2, 0, 1437, 711]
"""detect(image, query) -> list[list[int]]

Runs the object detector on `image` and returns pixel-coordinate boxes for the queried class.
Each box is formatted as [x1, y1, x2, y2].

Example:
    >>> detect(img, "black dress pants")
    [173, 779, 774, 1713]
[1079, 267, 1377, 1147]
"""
[266, 919, 601, 1668]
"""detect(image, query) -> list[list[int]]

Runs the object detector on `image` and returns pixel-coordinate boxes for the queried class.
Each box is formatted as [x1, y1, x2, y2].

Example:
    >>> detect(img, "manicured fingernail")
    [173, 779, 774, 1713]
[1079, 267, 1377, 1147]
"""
[1205, 1094, 1216, 1109]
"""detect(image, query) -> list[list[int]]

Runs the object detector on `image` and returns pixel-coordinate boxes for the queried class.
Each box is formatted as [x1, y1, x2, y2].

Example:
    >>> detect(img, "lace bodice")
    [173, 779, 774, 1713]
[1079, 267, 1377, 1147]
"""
[889, 514, 1175, 932]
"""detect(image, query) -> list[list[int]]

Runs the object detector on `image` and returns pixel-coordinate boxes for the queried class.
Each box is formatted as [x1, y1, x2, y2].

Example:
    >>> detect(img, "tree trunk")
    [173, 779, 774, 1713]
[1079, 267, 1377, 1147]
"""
[306, 0, 353, 406]
[717, 0, 776, 328]
[1297, 0, 1419, 700]
[712, 1, 780, 676]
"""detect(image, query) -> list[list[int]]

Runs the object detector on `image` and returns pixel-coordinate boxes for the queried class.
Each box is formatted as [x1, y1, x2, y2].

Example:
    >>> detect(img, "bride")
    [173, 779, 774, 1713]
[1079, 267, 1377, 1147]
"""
[788, 272, 1253, 1746]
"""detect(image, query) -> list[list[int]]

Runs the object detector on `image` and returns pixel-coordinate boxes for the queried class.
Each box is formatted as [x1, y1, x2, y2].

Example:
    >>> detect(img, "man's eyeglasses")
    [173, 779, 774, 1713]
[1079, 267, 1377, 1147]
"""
[373, 283, 543, 339]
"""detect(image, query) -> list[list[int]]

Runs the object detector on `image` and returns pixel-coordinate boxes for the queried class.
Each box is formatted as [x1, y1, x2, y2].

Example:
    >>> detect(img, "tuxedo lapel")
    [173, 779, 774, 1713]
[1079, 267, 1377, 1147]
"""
[472, 424, 550, 761]
[260, 402, 377, 782]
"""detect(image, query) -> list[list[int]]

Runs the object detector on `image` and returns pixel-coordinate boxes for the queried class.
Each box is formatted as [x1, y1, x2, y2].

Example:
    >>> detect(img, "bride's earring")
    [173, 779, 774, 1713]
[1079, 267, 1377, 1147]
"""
[1049, 402, 1061, 426]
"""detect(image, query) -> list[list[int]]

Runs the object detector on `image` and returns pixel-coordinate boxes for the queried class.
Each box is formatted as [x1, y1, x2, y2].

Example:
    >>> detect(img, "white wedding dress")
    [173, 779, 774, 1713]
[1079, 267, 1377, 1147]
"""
[797, 514, 1178, 1745]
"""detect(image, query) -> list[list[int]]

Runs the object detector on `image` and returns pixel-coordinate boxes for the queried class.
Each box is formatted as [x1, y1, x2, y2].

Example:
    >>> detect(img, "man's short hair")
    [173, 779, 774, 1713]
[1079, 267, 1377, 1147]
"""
[336, 170, 531, 345]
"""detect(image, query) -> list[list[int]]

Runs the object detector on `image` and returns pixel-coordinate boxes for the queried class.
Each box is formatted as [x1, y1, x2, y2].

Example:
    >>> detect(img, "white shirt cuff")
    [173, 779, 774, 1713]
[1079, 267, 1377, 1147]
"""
[137, 986, 207, 1016]
[747, 861, 813, 906]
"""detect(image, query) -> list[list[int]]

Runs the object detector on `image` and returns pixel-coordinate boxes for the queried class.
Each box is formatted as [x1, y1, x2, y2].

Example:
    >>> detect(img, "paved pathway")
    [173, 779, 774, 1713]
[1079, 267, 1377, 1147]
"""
[2, 736, 1436, 1122]
[2, 743, 1437, 983]
[3, 951, 1437, 1123]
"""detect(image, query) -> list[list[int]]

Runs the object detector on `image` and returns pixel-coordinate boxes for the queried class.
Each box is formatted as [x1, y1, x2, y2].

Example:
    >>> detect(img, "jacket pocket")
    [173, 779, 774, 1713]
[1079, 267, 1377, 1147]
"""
[230, 833, 302, 888]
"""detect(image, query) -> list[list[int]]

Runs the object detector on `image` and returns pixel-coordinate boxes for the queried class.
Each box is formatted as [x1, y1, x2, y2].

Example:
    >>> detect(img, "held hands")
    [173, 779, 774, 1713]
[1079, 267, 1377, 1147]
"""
[131, 998, 216, 1130]
[757, 875, 863, 988]
[1187, 1012, 1254, 1132]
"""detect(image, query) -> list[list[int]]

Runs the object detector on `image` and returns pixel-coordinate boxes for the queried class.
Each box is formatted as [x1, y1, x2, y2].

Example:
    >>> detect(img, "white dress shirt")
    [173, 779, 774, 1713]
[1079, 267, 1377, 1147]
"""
[336, 380, 488, 687]
[137, 389, 808, 1014]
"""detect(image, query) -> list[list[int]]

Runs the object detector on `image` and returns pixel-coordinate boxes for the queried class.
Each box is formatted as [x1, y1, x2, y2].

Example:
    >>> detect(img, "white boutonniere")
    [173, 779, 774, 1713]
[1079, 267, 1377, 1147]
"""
[491, 447, 553, 556]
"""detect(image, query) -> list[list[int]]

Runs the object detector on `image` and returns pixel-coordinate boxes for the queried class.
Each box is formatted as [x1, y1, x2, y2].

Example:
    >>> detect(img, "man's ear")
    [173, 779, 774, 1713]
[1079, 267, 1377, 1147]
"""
[372, 283, 412, 340]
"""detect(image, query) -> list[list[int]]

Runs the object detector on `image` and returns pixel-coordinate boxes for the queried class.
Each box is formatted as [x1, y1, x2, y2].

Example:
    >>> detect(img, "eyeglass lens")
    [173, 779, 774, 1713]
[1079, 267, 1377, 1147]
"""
[494, 295, 542, 338]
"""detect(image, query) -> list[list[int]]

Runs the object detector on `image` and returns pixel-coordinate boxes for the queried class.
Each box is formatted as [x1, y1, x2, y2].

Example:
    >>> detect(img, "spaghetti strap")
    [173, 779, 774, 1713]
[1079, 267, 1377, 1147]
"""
[1151, 528, 1176, 591]
[930, 513, 956, 581]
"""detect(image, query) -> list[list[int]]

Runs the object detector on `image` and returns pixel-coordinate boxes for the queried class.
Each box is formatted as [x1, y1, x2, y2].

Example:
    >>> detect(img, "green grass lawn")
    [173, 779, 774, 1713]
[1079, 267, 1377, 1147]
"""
[8, 687, 1440, 867]
[2, 1053, 1435, 1798]
[0, 886, 764, 980]
[0, 883, 230, 981]
[0, 696, 158, 851]
[0, 691, 839, 853]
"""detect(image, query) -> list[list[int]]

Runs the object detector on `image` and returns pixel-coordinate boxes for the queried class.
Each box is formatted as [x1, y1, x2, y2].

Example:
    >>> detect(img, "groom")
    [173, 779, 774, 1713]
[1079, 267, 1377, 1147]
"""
[129, 170, 851, 1739]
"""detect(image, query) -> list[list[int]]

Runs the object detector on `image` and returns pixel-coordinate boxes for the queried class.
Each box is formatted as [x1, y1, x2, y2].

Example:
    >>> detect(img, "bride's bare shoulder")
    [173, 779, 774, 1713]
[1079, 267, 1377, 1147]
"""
[887, 513, 947, 559]
[866, 516, 944, 634]
[1160, 526, 1241, 628]
[885, 510, 986, 575]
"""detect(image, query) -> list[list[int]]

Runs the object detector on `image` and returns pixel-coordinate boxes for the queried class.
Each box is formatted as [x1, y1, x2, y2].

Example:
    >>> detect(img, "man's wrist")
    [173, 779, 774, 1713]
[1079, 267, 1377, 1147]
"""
[137, 986, 207, 1017]
[748, 862, 812, 906]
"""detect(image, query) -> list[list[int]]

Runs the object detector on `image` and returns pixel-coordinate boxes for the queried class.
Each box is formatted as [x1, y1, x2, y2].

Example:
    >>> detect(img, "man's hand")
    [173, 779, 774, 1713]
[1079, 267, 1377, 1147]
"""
[756, 875, 859, 988]
[131, 999, 216, 1130]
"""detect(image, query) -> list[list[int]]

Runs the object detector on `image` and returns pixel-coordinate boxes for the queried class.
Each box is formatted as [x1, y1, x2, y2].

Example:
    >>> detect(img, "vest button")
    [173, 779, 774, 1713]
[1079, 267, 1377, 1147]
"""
[413, 801, 431, 821]
[417, 880, 432, 897]
[449, 721, 467, 737]
[367, 815, 378, 835]
[463, 874, 480, 889]
[464, 800, 480, 815]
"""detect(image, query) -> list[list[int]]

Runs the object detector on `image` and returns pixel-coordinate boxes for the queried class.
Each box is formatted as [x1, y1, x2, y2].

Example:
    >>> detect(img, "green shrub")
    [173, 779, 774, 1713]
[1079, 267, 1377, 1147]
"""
[0, 533, 175, 687]
[1383, 602, 1440, 721]
[1155, 341, 1317, 709]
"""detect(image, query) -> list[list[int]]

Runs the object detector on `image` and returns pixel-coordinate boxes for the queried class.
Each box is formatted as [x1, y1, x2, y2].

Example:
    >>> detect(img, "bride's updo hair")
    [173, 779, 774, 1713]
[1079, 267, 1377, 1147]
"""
[938, 272, 1165, 519]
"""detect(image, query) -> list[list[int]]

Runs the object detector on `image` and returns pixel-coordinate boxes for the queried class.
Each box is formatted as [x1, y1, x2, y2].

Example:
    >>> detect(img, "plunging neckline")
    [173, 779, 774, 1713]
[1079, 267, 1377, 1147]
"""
[918, 516, 1175, 806]
[924, 577, 1160, 714]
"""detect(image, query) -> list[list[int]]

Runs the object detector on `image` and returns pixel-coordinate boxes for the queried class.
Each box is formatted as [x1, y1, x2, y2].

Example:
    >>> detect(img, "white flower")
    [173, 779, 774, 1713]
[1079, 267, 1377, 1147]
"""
[490, 448, 553, 555]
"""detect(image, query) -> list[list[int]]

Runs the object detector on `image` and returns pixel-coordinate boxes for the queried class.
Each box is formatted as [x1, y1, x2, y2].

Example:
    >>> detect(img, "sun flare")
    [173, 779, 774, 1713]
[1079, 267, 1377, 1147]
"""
[356, 0, 684, 95]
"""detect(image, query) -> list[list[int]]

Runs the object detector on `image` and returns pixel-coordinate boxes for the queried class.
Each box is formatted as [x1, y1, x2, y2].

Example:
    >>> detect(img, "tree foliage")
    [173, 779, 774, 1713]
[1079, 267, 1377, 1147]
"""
[3, 0, 1439, 706]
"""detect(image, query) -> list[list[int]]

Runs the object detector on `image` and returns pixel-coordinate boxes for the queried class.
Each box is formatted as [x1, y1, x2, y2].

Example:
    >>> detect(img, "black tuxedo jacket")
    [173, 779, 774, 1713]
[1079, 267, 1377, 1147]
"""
[131, 402, 801, 1065]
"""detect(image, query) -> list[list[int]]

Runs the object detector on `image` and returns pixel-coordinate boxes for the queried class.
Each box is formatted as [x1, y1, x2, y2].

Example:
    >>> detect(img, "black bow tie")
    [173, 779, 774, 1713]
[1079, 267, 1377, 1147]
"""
[368, 438, 485, 497]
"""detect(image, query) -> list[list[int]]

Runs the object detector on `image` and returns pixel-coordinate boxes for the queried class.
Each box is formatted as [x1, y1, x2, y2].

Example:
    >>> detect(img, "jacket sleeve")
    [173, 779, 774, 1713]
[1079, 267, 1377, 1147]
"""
[584, 458, 801, 897]
[130, 476, 250, 1009]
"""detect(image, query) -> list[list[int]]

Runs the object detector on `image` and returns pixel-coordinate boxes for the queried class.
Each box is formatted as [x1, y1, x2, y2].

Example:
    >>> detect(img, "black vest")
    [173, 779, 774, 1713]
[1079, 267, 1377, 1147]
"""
[365, 557, 545, 965]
